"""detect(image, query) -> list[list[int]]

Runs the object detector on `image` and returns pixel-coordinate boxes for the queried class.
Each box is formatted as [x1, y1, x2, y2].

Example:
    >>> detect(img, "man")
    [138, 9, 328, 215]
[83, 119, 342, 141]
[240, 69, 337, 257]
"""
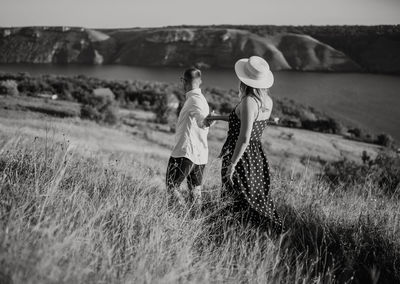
[166, 67, 211, 209]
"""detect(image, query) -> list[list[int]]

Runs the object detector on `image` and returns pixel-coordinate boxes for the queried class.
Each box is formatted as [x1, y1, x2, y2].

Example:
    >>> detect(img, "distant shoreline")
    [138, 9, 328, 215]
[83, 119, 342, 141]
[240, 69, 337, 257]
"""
[1, 25, 400, 74]
[1, 63, 400, 77]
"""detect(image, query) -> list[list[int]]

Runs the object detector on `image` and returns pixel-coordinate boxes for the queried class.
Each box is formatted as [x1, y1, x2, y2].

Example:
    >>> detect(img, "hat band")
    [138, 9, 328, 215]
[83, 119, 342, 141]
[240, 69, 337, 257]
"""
[244, 62, 268, 80]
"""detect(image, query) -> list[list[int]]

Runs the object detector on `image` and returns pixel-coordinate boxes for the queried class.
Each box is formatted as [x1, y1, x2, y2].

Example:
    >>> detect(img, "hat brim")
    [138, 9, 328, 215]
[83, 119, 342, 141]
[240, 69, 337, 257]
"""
[234, 58, 274, 89]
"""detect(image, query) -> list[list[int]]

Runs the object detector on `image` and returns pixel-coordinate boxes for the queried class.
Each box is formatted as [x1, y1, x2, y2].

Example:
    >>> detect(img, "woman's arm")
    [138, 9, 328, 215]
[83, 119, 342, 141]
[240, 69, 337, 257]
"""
[206, 115, 229, 122]
[230, 97, 258, 167]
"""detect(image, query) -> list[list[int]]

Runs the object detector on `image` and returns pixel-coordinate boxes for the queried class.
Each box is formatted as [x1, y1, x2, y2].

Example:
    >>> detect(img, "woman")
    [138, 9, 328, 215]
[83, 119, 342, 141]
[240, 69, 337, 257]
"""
[206, 56, 283, 234]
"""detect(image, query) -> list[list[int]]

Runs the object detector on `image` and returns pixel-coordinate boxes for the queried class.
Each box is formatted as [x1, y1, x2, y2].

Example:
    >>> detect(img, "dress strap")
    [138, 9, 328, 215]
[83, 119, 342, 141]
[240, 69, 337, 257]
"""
[234, 99, 243, 111]
[233, 98, 244, 117]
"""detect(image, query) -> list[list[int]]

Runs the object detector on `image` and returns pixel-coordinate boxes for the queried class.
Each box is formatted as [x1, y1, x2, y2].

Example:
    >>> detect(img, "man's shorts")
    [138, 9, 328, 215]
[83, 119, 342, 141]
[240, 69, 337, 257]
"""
[166, 157, 205, 190]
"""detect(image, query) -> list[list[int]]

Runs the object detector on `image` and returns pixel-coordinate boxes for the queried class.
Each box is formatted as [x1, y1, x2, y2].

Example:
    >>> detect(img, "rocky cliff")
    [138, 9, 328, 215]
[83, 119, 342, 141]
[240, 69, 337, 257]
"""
[0, 25, 399, 73]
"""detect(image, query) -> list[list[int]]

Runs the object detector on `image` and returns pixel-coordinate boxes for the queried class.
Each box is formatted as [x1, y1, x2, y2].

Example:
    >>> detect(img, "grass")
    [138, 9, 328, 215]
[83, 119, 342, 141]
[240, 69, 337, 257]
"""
[0, 96, 80, 118]
[0, 113, 399, 283]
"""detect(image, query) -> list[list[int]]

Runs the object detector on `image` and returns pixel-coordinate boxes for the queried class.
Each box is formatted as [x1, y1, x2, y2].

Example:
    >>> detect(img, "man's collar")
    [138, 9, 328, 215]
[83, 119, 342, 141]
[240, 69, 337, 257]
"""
[185, 88, 202, 98]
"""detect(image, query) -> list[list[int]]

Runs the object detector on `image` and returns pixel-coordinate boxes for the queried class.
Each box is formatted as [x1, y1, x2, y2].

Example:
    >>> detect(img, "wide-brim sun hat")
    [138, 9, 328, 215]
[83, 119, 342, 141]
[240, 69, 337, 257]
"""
[234, 56, 274, 89]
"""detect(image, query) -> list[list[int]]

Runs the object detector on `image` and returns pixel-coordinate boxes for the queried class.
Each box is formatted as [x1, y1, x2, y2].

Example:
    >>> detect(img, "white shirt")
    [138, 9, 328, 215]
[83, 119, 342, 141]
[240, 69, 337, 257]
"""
[171, 88, 210, 165]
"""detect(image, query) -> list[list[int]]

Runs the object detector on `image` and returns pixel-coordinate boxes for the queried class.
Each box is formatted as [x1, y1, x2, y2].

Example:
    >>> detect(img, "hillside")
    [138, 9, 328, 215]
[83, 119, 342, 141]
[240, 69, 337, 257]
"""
[1, 105, 399, 283]
[0, 86, 385, 178]
[1, 25, 399, 73]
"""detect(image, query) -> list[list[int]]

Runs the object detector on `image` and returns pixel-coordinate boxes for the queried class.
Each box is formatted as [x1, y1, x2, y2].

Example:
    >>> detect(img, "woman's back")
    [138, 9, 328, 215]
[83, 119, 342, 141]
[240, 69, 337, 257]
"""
[222, 94, 271, 153]
[234, 93, 273, 122]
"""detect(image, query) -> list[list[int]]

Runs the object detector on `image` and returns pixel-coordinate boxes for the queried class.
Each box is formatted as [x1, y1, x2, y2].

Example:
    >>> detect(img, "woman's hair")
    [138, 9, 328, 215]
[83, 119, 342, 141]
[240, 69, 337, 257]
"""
[239, 81, 270, 111]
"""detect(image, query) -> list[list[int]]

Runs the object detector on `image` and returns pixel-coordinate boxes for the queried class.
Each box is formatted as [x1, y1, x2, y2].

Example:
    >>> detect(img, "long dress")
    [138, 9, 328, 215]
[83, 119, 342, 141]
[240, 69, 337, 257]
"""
[220, 107, 283, 233]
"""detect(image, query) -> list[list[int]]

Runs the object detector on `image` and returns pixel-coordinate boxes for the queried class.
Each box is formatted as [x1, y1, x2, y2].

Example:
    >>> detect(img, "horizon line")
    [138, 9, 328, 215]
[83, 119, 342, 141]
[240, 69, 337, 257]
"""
[1, 23, 400, 30]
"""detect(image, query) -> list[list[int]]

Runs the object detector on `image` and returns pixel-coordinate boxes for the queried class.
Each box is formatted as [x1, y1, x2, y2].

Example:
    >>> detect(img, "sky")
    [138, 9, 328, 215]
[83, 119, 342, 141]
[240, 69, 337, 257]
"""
[0, 0, 399, 28]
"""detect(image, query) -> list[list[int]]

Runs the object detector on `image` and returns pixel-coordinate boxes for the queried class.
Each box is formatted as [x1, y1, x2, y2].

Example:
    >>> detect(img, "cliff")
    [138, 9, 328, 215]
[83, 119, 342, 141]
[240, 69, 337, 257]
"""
[0, 25, 399, 73]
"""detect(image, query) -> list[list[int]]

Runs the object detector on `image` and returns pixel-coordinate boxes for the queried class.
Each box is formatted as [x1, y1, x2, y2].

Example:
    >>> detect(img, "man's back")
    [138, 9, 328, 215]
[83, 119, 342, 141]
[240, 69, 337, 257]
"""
[172, 88, 209, 165]
[166, 67, 209, 209]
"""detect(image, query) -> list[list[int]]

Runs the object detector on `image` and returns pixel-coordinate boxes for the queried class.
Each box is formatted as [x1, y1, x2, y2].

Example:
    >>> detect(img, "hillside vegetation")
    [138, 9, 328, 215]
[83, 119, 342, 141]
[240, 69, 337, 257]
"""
[0, 107, 399, 283]
[3, 71, 395, 147]
[1, 25, 399, 73]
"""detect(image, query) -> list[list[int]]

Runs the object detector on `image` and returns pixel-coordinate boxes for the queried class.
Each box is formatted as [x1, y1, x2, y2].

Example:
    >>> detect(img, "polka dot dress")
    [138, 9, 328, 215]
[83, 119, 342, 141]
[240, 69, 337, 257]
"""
[220, 109, 283, 234]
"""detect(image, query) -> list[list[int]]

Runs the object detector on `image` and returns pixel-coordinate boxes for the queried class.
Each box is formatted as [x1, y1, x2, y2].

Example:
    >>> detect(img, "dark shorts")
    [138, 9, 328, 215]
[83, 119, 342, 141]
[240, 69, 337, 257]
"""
[166, 157, 205, 190]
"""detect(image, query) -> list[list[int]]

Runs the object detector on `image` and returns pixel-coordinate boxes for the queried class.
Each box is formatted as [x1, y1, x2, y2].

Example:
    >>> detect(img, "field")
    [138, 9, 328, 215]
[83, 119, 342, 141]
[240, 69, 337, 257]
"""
[0, 103, 399, 283]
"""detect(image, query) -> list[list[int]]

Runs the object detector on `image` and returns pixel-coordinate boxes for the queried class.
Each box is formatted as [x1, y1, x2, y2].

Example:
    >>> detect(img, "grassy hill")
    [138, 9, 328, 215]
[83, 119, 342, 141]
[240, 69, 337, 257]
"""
[0, 68, 399, 282]
[0, 106, 399, 283]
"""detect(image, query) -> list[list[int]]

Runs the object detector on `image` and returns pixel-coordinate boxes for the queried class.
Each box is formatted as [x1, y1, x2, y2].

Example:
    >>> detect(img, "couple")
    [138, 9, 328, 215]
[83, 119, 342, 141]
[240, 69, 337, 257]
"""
[166, 56, 282, 233]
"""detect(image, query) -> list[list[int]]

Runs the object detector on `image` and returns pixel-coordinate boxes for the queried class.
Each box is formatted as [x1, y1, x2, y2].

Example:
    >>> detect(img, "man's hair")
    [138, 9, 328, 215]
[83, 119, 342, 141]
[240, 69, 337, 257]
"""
[183, 67, 202, 82]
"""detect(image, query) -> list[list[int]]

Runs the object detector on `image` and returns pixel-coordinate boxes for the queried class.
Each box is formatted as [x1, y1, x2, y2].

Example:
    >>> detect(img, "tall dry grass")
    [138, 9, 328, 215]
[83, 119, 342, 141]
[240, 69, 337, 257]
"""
[0, 130, 399, 283]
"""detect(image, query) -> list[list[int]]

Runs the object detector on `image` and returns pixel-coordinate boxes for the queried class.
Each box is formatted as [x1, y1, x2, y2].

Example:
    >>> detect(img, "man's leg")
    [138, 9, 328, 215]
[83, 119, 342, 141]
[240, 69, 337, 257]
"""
[166, 157, 194, 207]
[187, 164, 205, 209]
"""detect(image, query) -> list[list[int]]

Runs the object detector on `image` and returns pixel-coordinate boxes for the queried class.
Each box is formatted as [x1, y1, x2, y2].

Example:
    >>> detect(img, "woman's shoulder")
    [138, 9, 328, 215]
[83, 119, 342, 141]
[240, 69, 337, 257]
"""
[241, 95, 259, 109]
[263, 93, 273, 106]
[238, 96, 259, 118]
[242, 94, 272, 109]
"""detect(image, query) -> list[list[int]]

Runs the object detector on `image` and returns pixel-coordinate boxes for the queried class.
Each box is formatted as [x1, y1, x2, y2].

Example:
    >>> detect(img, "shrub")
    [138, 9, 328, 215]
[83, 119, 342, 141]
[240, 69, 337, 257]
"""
[80, 104, 101, 121]
[219, 101, 234, 114]
[80, 89, 118, 125]
[281, 118, 302, 128]
[50, 80, 74, 100]
[301, 118, 343, 134]
[153, 94, 172, 124]
[0, 80, 19, 96]
[322, 151, 400, 196]
[375, 133, 394, 148]
[81, 103, 118, 125]
[103, 106, 118, 125]
[323, 159, 369, 186]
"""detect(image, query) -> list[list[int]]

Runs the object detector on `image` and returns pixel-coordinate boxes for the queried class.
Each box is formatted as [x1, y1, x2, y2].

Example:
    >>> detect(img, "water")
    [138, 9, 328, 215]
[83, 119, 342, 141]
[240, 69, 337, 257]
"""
[1, 63, 399, 141]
